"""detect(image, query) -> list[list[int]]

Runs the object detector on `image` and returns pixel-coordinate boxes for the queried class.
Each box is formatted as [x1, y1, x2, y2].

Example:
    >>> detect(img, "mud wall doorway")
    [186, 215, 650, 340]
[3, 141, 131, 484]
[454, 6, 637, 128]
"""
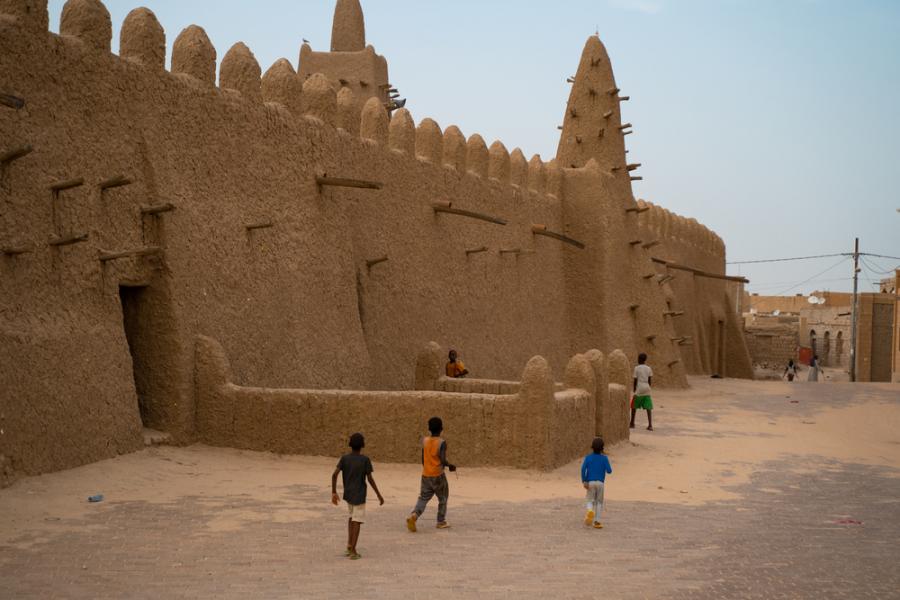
[119, 284, 171, 431]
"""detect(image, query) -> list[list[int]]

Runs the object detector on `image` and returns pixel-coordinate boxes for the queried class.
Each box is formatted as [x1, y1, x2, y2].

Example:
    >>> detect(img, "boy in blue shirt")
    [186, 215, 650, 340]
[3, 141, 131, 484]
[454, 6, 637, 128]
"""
[581, 437, 613, 529]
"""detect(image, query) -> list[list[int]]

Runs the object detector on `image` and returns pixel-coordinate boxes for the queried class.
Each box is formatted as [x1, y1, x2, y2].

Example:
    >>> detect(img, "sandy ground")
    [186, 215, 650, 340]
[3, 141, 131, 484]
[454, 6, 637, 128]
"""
[2, 377, 898, 544]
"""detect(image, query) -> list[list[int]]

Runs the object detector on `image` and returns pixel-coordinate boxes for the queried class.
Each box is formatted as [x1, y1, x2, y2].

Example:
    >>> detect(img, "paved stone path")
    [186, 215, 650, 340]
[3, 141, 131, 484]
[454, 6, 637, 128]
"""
[2, 382, 899, 599]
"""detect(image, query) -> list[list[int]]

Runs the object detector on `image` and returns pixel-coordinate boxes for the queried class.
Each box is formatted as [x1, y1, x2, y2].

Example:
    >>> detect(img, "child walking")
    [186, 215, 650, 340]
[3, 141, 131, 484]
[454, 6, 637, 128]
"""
[631, 352, 654, 431]
[331, 432, 384, 560]
[581, 437, 613, 529]
[406, 417, 456, 532]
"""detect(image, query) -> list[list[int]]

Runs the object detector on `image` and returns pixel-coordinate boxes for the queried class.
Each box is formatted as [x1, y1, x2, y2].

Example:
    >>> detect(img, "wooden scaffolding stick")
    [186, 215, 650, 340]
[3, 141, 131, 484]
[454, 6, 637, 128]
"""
[432, 201, 508, 225]
[658, 274, 675, 284]
[607, 87, 620, 96]
[603, 110, 613, 119]
[618, 96, 630, 101]
[141, 203, 175, 215]
[499, 248, 521, 254]
[629, 304, 640, 311]
[645, 334, 657, 341]
[619, 123, 632, 130]
[1, 144, 33, 164]
[366, 255, 389, 268]
[316, 176, 383, 191]
[625, 206, 650, 214]
[0, 93, 25, 109]
[531, 224, 585, 249]
[626, 163, 641, 171]
[465, 246, 488, 255]
[49, 233, 88, 247]
[667, 359, 681, 367]
[670, 337, 686, 343]
[98, 246, 162, 262]
[630, 176, 643, 181]
[245, 221, 274, 231]
[642, 273, 655, 279]
[2, 245, 32, 255]
[98, 175, 132, 190]
[664, 310, 685, 317]
[629, 240, 643, 246]
[49, 178, 84, 192]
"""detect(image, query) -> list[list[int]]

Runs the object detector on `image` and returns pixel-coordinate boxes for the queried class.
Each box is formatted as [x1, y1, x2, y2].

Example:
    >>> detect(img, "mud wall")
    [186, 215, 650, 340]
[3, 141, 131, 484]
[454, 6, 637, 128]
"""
[195, 336, 595, 471]
[636, 201, 754, 378]
[0, 0, 745, 485]
[743, 326, 799, 368]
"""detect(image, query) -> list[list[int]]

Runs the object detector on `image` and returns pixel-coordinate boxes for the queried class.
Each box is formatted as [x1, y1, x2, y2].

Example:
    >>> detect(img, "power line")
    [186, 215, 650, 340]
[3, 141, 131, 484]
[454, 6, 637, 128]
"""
[728, 251, 898, 266]
[859, 256, 897, 276]
[727, 252, 848, 265]
[863, 253, 900, 261]
[747, 276, 852, 290]
[766, 256, 852, 296]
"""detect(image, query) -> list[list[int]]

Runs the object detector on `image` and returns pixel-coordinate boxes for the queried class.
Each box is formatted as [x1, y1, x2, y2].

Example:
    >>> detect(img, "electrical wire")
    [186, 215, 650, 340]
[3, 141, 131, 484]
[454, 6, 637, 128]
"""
[860, 255, 899, 275]
[727, 253, 848, 265]
[747, 276, 852, 290]
[858, 257, 895, 291]
[862, 253, 900, 261]
[765, 256, 852, 296]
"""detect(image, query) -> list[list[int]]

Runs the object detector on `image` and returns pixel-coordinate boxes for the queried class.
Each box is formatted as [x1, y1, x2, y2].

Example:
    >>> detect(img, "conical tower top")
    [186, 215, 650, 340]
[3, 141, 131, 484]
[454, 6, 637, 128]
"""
[331, 0, 366, 52]
[556, 35, 627, 170]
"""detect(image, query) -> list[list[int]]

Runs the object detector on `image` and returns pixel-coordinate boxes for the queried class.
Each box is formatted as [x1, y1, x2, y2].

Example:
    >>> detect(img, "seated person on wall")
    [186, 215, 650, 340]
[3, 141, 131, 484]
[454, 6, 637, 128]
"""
[446, 349, 469, 378]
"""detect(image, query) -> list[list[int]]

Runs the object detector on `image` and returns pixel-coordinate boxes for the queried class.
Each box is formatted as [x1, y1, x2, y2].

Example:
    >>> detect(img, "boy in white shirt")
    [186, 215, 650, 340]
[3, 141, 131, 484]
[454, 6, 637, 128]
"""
[630, 353, 654, 431]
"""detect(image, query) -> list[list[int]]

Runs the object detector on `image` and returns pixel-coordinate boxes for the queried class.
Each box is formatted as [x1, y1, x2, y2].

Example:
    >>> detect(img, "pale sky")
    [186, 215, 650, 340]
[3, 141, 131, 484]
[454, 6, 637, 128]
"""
[48, 0, 900, 294]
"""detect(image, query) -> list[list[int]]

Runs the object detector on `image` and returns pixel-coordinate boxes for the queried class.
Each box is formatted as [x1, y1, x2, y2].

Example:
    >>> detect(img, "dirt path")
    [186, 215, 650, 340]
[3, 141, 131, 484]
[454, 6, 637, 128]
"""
[1, 378, 898, 598]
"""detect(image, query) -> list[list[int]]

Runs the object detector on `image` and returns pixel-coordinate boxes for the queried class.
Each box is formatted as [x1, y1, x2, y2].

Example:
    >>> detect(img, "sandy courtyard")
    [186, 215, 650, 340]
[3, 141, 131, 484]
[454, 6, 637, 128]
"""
[2, 377, 899, 599]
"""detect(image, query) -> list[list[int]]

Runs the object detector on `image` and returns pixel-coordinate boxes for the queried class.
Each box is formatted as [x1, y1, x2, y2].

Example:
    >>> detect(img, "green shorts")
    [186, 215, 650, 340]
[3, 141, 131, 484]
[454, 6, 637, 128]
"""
[633, 395, 653, 410]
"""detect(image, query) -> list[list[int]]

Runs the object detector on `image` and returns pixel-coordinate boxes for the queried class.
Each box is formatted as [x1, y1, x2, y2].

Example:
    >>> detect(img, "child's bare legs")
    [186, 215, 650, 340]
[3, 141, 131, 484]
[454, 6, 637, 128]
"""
[629, 408, 636, 428]
[348, 520, 361, 555]
[646, 409, 653, 431]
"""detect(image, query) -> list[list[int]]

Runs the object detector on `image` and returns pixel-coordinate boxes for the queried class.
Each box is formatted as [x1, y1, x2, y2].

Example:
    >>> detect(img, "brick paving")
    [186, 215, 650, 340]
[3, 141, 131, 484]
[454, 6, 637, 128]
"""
[2, 383, 899, 599]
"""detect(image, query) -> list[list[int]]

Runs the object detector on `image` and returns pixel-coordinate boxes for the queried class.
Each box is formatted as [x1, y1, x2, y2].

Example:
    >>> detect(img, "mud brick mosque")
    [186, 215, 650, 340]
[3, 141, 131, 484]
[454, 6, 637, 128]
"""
[0, 0, 753, 487]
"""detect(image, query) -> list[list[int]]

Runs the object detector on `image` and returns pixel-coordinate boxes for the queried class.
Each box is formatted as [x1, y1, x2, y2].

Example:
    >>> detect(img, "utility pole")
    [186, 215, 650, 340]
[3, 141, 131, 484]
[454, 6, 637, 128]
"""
[849, 237, 859, 382]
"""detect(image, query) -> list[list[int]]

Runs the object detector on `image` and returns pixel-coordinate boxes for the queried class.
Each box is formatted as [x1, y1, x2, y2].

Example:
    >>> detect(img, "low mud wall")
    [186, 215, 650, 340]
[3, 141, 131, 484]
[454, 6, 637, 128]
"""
[196, 336, 601, 470]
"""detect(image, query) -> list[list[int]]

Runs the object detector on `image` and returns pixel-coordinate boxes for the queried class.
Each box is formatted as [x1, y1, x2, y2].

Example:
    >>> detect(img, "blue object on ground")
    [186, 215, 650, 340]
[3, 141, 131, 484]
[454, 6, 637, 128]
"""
[88, 494, 104, 503]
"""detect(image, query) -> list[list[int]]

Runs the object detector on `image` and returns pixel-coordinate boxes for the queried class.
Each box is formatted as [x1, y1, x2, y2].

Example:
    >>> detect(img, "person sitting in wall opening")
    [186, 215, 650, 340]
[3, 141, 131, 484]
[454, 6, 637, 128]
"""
[446, 349, 469, 378]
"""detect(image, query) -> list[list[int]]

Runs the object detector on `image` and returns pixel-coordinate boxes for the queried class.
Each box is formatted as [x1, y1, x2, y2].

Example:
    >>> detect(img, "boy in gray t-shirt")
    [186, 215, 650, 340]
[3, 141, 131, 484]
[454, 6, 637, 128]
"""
[331, 433, 384, 559]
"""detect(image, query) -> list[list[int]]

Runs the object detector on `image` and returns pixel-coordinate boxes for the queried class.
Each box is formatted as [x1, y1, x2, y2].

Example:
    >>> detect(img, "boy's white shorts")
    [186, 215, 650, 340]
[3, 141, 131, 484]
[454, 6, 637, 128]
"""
[347, 502, 366, 523]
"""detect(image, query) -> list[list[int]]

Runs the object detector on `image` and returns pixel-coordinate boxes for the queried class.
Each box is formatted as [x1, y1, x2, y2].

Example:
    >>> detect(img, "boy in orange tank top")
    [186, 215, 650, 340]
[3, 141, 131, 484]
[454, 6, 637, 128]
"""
[406, 417, 457, 532]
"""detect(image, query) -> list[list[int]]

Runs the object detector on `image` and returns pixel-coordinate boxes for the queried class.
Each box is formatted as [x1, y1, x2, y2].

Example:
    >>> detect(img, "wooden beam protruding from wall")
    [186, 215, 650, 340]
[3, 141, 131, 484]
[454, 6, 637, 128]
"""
[531, 224, 585, 249]
[141, 203, 175, 215]
[0, 94, 25, 109]
[49, 233, 89, 247]
[98, 246, 162, 262]
[366, 255, 389, 268]
[433, 201, 508, 226]
[316, 176, 383, 191]
[0, 145, 32, 164]
[98, 176, 133, 190]
[49, 178, 84, 192]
